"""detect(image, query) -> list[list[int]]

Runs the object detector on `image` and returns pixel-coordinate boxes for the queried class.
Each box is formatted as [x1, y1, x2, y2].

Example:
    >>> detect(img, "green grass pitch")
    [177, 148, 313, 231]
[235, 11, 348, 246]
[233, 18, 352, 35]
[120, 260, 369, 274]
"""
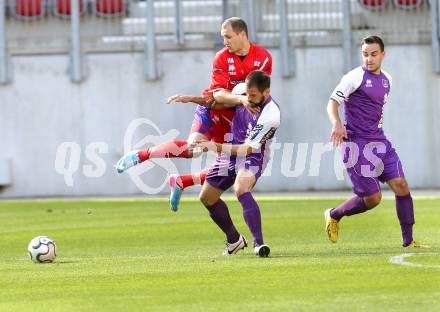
[1, 197, 439, 311]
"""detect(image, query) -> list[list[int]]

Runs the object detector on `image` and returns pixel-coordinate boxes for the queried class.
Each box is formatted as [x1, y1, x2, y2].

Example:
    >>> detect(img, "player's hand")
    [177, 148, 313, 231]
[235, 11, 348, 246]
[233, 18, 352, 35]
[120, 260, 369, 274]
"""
[192, 140, 217, 153]
[331, 121, 347, 147]
[241, 96, 260, 114]
[188, 139, 206, 153]
[166, 94, 192, 104]
[202, 90, 216, 108]
[166, 94, 181, 104]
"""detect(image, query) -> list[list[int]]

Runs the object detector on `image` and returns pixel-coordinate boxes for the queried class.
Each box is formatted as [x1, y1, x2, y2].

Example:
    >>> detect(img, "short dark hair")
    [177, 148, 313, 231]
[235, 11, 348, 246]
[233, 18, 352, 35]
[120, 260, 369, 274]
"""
[246, 70, 270, 93]
[361, 35, 385, 52]
[222, 17, 248, 37]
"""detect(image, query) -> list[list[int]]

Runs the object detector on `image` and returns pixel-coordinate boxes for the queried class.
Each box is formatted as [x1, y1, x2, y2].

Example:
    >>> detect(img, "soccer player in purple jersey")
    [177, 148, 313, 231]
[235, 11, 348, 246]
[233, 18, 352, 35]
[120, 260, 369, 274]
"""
[193, 70, 280, 257]
[325, 35, 425, 248]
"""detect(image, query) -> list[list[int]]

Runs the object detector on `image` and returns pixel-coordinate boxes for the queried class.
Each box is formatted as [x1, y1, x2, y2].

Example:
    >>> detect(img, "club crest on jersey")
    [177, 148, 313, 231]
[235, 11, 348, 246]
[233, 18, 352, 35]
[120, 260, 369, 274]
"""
[227, 58, 234, 64]
[254, 60, 261, 67]
[382, 79, 389, 88]
[365, 79, 373, 88]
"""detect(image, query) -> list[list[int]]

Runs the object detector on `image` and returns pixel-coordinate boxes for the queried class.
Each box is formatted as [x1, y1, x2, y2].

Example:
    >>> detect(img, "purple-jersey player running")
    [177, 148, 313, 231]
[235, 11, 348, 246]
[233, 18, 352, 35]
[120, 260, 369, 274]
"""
[325, 35, 426, 248]
[194, 70, 280, 257]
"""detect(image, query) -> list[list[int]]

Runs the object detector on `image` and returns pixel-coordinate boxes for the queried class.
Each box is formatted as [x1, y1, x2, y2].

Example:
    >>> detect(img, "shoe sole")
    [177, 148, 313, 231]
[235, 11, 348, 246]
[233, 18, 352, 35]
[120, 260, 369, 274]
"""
[169, 176, 183, 212]
[257, 246, 270, 257]
[169, 186, 182, 212]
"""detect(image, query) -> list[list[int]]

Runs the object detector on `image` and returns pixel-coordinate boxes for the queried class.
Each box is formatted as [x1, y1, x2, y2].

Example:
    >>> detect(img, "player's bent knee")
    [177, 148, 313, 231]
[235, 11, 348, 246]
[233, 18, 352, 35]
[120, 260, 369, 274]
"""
[199, 193, 216, 207]
[364, 192, 382, 209]
[233, 182, 252, 197]
[233, 186, 246, 197]
[393, 178, 410, 196]
[234, 171, 255, 197]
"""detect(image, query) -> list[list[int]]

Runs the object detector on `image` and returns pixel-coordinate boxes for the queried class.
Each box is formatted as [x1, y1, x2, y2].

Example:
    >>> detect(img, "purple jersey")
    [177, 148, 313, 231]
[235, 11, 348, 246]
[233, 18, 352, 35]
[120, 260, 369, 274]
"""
[330, 66, 392, 139]
[230, 96, 280, 149]
[206, 96, 280, 190]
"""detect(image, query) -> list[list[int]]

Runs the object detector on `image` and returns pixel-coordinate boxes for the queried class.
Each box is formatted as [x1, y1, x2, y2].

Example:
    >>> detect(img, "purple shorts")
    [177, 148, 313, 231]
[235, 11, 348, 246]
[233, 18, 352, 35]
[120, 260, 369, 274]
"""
[342, 137, 405, 197]
[206, 153, 268, 191]
[191, 106, 213, 136]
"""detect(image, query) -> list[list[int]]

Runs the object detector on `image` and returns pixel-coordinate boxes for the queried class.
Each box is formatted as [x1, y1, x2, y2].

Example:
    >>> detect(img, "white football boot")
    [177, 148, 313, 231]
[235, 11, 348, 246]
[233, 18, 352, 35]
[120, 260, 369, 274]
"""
[222, 235, 248, 256]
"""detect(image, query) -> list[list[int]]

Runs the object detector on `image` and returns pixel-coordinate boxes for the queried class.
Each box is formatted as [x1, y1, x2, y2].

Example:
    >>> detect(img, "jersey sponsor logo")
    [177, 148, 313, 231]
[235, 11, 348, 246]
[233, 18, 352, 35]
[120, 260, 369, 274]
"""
[249, 124, 264, 140]
[365, 79, 373, 88]
[228, 65, 235, 71]
[229, 72, 237, 76]
[382, 79, 389, 88]
[227, 57, 234, 64]
[336, 91, 345, 99]
[260, 127, 277, 145]
[254, 60, 261, 67]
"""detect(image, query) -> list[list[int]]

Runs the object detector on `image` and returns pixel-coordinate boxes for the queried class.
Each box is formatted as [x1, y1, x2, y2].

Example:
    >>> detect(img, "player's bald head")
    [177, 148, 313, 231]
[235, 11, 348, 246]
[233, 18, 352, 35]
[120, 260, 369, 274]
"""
[222, 17, 248, 38]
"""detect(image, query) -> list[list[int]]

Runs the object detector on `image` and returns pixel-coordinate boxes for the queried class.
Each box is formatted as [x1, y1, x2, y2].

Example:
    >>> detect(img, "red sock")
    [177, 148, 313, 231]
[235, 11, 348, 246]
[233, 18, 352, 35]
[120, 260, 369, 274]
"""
[178, 171, 207, 189]
[138, 140, 190, 162]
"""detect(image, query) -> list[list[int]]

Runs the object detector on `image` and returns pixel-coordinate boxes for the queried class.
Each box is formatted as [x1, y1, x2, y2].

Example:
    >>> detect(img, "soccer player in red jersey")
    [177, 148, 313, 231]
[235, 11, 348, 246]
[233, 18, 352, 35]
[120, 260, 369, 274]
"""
[116, 17, 272, 211]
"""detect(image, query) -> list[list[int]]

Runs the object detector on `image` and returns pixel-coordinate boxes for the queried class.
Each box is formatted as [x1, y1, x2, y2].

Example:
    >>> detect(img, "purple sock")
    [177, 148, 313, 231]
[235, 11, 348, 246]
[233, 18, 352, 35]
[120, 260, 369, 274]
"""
[238, 192, 263, 246]
[206, 199, 240, 244]
[395, 194, 415, 247]
[330, 196, 369, 221]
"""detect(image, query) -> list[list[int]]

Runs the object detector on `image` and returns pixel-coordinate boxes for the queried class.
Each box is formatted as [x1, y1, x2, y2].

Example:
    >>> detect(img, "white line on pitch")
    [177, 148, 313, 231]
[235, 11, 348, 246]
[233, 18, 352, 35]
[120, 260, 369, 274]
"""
[389, 253, 440, 269]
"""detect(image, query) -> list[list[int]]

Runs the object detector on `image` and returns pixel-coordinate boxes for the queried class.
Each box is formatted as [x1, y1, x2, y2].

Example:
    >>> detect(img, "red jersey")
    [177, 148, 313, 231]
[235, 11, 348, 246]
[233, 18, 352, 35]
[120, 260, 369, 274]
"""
[193, 43, 272, 143]
[209, 43, 272, 92]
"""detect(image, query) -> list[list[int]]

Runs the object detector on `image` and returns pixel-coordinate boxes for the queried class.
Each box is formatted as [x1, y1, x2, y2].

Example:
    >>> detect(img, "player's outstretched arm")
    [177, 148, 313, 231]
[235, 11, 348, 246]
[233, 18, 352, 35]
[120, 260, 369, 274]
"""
[212, 89, 243, 107]
[327, 99, 347, 146]
[166, 94, 214, 107]
[213, 90, 260, 113]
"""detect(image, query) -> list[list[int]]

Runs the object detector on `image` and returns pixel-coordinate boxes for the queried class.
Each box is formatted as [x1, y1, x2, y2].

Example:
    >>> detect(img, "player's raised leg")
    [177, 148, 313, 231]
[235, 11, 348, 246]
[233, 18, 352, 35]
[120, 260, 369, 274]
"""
[326, 192, 380, 243]
[168, 132, 209, 211]
[325, 142, 382, 243]
[169, 171, 207, 211]
[116, 140, 192, 173]
[117, 110, 212, 174]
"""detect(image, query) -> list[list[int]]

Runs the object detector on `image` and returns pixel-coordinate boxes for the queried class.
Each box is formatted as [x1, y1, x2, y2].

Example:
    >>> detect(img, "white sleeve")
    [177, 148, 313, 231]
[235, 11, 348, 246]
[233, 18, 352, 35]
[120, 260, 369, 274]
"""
[245, 102, 280, 150]
[330, 67, 364, 105]
[232, 82, 246, 95]
[382, 70, 392, 90]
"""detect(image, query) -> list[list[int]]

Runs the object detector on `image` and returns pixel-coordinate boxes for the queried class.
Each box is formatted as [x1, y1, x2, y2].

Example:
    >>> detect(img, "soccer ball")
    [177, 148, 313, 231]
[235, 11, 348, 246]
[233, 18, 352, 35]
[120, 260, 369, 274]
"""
[27, 236, 57, 263]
